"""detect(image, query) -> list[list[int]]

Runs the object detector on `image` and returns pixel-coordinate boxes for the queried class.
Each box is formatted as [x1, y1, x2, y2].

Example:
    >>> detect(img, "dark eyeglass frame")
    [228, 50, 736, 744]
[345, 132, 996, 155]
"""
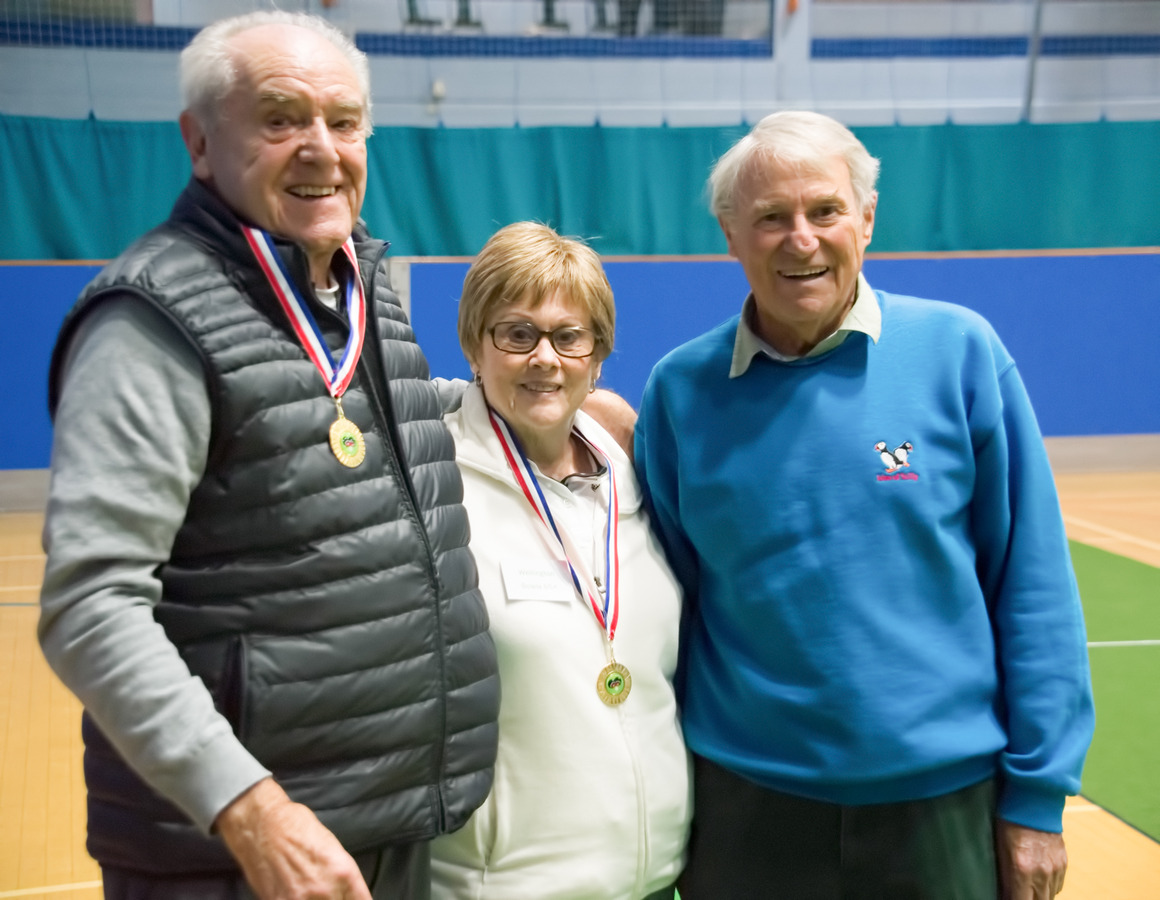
[488, 320, 598, 359]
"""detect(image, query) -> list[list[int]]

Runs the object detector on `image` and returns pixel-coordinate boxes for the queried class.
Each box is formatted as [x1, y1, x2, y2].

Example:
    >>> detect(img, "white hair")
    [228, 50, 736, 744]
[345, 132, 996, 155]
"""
[709, 110, 880, 220]
[180, 11, 371, 131]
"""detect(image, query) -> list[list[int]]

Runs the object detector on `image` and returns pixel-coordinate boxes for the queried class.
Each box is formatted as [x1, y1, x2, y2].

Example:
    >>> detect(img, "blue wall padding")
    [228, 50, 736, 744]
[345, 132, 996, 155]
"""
[863, 254, 1160, 438]
[412, 261, 474, 384]
[5, 252, 1157, 470]
[410, 253, 1160, 441]
[1, 263, 100, 469]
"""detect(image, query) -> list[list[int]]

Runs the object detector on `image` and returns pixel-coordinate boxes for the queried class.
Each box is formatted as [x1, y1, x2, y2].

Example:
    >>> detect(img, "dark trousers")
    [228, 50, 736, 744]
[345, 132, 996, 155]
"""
[102, 842, 429, 900]
[680, 755, 998, 900]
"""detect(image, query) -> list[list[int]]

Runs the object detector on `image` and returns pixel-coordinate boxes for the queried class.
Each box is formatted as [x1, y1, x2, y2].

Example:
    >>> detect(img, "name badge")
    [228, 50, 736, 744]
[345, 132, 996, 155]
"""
[501, 559, 575, 604]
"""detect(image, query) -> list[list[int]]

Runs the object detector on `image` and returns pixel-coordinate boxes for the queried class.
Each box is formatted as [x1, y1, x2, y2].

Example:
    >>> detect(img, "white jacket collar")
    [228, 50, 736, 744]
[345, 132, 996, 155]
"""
[446, 382, 642, 515]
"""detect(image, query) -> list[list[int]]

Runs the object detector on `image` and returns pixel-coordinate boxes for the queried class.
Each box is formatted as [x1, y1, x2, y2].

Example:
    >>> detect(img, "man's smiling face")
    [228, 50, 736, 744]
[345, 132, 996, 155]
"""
[181, 23, 368, 286]
[719, 152, 876, 356]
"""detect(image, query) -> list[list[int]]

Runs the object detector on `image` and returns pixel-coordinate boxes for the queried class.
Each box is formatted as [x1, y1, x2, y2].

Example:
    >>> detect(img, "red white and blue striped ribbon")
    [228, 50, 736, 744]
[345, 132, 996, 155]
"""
[241, 225, 366, 399]
[487, 407, 621, 643]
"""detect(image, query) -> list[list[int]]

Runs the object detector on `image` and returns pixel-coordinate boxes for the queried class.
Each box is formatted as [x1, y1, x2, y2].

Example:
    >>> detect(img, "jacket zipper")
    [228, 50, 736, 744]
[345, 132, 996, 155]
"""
[355, 243, 450, 832]
[471, 403, 653, 890]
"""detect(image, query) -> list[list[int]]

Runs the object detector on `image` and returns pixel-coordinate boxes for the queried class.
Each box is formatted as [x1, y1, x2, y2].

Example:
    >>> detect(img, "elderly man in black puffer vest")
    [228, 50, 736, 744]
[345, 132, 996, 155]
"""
[39, 11, 499, 900]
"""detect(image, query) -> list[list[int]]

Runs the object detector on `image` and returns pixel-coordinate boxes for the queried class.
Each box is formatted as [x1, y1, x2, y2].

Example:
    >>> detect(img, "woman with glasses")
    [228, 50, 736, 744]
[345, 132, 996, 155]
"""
[429, 222, 690, 900]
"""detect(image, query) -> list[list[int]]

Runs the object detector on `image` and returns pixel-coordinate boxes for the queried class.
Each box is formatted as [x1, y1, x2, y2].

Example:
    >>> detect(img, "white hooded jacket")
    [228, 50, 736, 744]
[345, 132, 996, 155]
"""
[431, 383, 691, 900]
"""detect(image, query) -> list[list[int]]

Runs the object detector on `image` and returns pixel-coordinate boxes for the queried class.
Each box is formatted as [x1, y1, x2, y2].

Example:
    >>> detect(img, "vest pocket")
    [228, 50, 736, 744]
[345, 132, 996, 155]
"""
[219, 635, 249, 739]
[179, 634, 250, 741]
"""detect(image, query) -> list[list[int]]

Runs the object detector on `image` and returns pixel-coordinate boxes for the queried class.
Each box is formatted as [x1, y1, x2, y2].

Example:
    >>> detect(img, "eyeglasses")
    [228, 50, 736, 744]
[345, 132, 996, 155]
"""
[489, 321, 597, 358]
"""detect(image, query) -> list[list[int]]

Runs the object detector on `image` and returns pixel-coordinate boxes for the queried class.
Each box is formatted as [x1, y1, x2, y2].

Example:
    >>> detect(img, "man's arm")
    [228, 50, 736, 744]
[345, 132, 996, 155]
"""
[969, 354, 1093, 897]
[634, 371, 702, 704]
[432, 376, 468, 414]
[40, 297, 268, 827]
[40, 297, 369, 899]
[582, 388, 637, 457]
[633, 374, 699, 599]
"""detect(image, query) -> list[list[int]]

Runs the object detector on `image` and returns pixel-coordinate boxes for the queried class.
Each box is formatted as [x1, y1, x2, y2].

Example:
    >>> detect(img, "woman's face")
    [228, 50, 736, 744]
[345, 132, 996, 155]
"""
[473, 289, 602, 443]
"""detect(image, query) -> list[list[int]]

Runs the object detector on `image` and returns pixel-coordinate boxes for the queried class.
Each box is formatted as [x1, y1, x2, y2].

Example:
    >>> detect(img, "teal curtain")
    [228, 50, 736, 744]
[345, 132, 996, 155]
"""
[3, 114, 1158, 260]
[1, 115, 190, 259]
[361, 124, 747, 258]
[862, 121, 1160, 253]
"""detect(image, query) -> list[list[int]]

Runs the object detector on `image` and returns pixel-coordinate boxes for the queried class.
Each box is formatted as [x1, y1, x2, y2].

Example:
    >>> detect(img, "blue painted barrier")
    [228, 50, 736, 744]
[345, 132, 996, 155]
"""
[4, 251, 1157, 470]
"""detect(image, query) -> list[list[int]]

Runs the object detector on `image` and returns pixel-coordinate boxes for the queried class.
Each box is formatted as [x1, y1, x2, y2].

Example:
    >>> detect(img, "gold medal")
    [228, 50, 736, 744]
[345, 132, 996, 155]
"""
[244, 228, 370, 471]
[596, 661, 631, 706]
[329, 414, 366, 468]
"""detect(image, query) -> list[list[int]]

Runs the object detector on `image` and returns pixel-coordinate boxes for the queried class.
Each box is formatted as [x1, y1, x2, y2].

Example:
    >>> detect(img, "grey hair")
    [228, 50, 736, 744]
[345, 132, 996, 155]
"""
[709, 110, 880, 220]
[180, 11, 371, 131]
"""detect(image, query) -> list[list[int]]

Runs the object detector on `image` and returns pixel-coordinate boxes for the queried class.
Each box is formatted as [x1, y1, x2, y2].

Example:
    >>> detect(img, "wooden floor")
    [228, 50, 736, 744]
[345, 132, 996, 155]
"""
[2, 451, 1159, 898]
[1, 512, 101, 900]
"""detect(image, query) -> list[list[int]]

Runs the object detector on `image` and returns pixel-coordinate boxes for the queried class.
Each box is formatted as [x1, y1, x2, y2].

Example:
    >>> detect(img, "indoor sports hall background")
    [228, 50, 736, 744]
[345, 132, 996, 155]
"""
[1, 0, 1158, 897]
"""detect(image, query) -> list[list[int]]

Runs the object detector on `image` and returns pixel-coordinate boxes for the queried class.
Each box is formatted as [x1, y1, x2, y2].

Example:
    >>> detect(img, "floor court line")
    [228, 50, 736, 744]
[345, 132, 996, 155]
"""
[0, 883, 102, 898]
[1062, 515, 1160, 554]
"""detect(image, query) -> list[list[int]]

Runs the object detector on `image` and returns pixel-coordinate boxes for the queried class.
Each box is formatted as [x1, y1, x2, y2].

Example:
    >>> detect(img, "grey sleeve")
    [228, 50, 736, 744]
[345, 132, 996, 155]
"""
[38, 295, 271, 834]
[432, 376, 469, 414]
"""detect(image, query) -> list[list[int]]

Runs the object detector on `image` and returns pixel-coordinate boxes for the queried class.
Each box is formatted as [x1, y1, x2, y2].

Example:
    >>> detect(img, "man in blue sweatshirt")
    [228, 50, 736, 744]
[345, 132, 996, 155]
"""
[634, 111, 1093, 899]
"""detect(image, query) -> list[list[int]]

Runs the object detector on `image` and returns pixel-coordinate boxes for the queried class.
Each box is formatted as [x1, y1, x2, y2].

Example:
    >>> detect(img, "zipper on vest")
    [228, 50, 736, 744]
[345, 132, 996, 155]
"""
[288, 237, 454, 828]
[356, 269, 443, 592]
[357, 245, 453, 817]
[358, 334, 452, 827]
[356, 244, 442, 589]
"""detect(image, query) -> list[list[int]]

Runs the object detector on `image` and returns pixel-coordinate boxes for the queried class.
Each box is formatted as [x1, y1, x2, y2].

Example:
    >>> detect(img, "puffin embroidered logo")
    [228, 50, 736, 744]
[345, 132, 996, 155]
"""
[873, 440, 918, 481]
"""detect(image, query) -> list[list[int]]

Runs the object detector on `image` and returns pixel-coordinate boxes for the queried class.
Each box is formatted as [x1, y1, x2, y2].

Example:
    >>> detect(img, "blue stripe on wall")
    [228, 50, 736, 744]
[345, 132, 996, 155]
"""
[812, 36, 1029, 59]
[1041, 34, 1160, 56]
[0, 19, 197, 49]
[5, 19, 1156, 58]
[812, 34, 1160, 59]
[355, 33, 771, 58]
[0, 18, 768, 57]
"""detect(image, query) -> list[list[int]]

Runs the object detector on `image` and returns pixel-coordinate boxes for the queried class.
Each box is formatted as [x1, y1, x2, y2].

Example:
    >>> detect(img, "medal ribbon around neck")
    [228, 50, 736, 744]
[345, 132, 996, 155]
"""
[487, 407, 621, 644]
[241, 225, 366, 400]
[243, 226, 369, 467]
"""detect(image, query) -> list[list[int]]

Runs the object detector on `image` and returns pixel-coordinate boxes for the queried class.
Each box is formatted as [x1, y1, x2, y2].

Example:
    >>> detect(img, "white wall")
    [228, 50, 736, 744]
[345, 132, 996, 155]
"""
[1, 0, 1158, 126]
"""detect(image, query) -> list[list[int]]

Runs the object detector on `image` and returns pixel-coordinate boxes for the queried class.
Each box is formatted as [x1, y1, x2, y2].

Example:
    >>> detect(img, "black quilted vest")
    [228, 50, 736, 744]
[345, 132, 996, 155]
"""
[48, 179, 499, 875]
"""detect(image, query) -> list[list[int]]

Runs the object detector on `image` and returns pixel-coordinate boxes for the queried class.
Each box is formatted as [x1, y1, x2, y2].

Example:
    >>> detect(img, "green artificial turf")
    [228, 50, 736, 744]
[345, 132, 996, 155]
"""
[1070, 540, 1160, 840]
